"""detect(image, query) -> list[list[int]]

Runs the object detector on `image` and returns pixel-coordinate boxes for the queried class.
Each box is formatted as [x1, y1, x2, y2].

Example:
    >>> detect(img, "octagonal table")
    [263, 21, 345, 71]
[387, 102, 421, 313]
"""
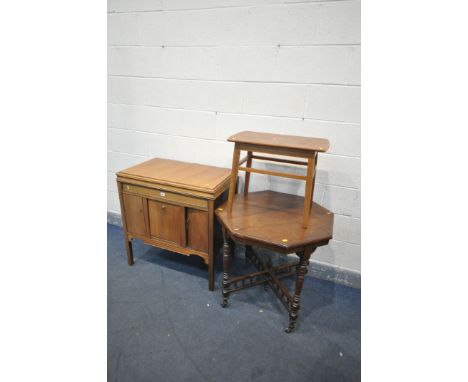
[216, 190, 334, 332]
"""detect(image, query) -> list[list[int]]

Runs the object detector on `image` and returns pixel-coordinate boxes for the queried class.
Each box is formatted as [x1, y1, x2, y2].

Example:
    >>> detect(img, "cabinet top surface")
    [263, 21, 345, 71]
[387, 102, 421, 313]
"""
[117, 158, 231, 194]
[228, 131, 330, 153]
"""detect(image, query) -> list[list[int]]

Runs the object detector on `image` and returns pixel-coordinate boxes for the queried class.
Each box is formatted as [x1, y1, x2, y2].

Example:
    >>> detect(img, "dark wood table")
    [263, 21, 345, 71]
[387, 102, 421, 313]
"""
[217, 131, 334, 332]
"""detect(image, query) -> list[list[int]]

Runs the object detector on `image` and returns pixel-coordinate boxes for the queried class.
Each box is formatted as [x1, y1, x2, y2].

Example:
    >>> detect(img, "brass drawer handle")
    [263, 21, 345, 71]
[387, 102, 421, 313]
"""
[161, 204, 166, 209]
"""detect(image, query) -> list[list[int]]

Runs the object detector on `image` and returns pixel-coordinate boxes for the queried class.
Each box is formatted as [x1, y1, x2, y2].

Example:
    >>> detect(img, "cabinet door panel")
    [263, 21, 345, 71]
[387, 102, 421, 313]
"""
[187, 209, 209, 253]
[148, 200, 185, 246]
[122, 193, 146, 236]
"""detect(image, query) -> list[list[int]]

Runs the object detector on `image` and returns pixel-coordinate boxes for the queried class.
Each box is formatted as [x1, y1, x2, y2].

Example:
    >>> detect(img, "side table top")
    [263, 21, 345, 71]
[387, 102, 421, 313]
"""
[216, 191, 334, 253]
[228, 131, 330, 153]
[117, 158, 231, 194]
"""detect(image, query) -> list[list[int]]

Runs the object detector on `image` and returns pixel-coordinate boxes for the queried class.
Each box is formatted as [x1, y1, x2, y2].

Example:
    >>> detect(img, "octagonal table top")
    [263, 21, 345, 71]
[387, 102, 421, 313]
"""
[216, 191, 334, 253]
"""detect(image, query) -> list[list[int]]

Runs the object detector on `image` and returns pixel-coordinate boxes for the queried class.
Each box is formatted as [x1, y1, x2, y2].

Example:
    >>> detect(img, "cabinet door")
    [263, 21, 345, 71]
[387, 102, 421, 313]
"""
[187, 208, 209, 253]
[148, 200, 185, 246]
[122, 193, 146, 236]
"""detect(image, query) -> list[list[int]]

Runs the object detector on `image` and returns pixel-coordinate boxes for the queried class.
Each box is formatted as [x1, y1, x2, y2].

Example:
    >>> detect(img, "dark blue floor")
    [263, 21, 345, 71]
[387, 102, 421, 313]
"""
[108, 224, 360, 382]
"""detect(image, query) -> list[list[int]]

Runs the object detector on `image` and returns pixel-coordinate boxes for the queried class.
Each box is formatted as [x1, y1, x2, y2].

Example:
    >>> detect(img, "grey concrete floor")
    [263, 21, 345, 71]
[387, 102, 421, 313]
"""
[108, 223, 360, 382]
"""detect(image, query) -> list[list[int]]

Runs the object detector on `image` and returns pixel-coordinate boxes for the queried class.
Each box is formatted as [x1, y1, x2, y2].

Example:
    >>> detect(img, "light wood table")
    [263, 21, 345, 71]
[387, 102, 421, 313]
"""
[116, 158, 231, 291]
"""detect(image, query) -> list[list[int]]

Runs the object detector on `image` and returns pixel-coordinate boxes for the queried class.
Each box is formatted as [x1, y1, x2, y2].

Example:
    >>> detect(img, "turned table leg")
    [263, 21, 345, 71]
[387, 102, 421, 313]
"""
[245, 244, 252, 265]
[208, 259, 214, 292]
[228, 237, 236, 258]
[221, 235, 232, 308]
[285, 248, 315, 333]
[124, 236, 134, 266]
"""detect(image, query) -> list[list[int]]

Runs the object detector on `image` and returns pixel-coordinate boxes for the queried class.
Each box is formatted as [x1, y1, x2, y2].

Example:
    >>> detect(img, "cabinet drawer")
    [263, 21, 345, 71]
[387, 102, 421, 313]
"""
[122, 183, 207, 210]
[148, 200, 185, 246]
[187, 209, 209, 253]
[122, 193, 146, 236]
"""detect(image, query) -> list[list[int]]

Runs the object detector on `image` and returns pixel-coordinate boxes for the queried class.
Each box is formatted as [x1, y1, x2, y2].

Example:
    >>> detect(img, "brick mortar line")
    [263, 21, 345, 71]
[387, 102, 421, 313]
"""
[107, 74, 361, 87]
[106, 130, 361, 159]
[107, 102, 361, 125]
[107, 102, 361, 126]
[108, 149, 147, 158]
[108, 126, 220, 143]
[108, 43, 361, 48]
[107, 0, 357, 15]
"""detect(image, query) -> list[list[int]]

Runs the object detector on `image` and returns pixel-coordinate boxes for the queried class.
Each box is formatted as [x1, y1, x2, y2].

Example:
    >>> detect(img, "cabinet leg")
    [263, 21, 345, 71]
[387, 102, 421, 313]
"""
[125, 237, 134, 266]
[221, 237, 232, 308]
[285, 249, 313, 333]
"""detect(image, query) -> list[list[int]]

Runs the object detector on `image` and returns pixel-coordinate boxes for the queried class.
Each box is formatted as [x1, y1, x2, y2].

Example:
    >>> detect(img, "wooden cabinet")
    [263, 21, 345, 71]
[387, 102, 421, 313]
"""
[116, 158, 231, 291]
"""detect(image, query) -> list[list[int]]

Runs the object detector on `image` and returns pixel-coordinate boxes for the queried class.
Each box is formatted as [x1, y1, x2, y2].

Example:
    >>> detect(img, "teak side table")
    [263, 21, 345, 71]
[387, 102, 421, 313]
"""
[216, 131, 334, 332]
[116, 158, 231, 291]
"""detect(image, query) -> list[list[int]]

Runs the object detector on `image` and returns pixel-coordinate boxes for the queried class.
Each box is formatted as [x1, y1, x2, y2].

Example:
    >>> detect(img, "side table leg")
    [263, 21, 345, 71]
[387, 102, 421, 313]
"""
[208, 199, 215, 291]
[245, 244, 252, 265]
[285, 248, 314, 333]
[208, 259, 214, 292]
[125, 236, 134, 266]
[221, 236, 232, 308]
[229, 237, 236, 258]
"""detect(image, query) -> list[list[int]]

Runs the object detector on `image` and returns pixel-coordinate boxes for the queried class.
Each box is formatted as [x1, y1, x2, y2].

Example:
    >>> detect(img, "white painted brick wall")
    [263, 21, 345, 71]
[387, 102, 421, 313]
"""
[107, 0, 361, 272]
